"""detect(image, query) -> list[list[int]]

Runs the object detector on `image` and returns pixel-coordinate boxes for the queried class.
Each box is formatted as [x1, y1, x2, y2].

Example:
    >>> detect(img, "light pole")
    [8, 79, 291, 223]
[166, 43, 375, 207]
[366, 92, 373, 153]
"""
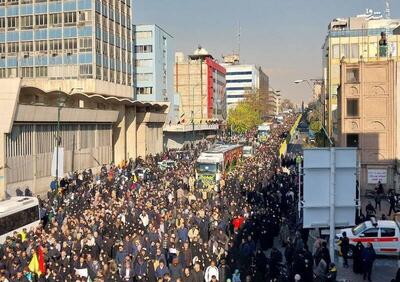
[294, 79, 326, 143]
[55, 91, 66, 190]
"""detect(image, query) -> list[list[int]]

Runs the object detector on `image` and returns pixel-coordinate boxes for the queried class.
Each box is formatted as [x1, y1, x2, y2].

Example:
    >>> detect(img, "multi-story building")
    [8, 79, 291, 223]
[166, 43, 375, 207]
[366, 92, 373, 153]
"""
[338, 60, 399, 191]
[0, 0, 169, 198]
[0, 0, 133, 89]
[268, 88, 280, 117]
[134, 24, 179, 123]
[174, 47, 226, 122]
[221, 56, 269, 114]
[322, 10, 400, 140]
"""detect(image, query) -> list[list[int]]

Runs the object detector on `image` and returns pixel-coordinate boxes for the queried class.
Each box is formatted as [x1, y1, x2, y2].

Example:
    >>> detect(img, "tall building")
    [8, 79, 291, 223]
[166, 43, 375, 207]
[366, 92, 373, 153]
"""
[338, 60, 399, 191]
[322, 10, 400, 140]
[174, 47, 226, 122]
[0, 0, 169, 198]
[0, 0, 133, 91]
[268, 89, 280, 116]
[134, 24, 179, 123]
[221, 56, 269, 116]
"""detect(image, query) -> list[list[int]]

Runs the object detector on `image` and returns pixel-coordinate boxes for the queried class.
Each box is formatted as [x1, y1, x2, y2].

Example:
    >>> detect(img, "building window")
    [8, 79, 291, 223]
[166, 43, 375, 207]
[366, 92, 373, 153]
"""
[137, 87, 153, 95]
[78, 11, 92, 22]
[7, 42, 18, 54]
[49, 39, 62, 51]
[0, 0, 5, 5]
[340, 44, 349, 58]
[0, 43, 5, 54]
[332, 44, 340, 59]
[346, 134, 359, 148]
[64, 38, 77, 51]
[102, 42, 108, 56]
[226, 79, 253, 83]
[79, 64, 92, 77]
[135, 45, 152, 53]
[64, 12, 77, 25]
[135, 73, 152, 82]
[21, 41, 33, 52]
[96, 65, 101, 80]
[35, 66, 47, 77]
[226, 71, 252, 75]
[79, 38, 92, 52]
[135, 59, 152, 67]
[49, 13, 62, 26]
[0, 69, 6, 78]
[0, 18, 5, 29]
[346, 68, 359, 83]
[20, 16, 34, 29]
[136, 31, 152, 39]
[8, 0, 18, 5]
[346, 99, 359, 117]
[7, 17, 18, 30]
[35, 14, 47, 27]
[35, 40, 47, 53]
[350, 43, 359, 59]
[369, 42, 378, 58]
[21, 67, 34, 78]
[103, 67, 108, 81]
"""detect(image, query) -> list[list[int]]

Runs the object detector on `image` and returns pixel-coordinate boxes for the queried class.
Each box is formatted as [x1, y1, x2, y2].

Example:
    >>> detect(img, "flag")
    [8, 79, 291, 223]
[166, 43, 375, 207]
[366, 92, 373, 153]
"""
[28, 253, 39, 274]
[38, 246, 46, 275]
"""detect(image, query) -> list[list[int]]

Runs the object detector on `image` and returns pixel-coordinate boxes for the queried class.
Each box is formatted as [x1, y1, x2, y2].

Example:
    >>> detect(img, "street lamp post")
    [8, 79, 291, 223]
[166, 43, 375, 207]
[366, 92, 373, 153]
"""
[192, 85, 195, 144]
[55, 91, 66, 190]
[294, 79, 326, 145]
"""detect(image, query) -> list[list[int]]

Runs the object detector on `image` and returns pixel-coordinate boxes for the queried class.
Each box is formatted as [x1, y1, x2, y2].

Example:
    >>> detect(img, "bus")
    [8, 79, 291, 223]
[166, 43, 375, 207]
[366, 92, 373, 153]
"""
[196, 144, 243, 188]
[257, 123, 271, 142]
[0, 197, 40, 243]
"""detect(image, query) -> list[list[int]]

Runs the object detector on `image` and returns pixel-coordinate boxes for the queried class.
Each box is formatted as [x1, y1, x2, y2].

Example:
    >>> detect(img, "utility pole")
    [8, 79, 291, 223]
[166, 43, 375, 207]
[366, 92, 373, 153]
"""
[192, 86, 195, 144]
[55, 91, 62, 190]
[329, 147, 336, 261]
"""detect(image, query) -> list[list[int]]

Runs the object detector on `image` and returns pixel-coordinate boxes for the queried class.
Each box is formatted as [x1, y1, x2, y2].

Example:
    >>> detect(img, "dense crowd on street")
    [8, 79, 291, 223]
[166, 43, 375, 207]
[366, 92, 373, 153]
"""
[2, 113, 396, 282]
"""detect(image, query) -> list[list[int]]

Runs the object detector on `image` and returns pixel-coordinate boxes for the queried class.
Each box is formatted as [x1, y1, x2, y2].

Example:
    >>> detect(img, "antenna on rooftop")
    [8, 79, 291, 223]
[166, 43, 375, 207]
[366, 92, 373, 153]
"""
[385, 0, 391, 19]
[237, 21, 241, 60]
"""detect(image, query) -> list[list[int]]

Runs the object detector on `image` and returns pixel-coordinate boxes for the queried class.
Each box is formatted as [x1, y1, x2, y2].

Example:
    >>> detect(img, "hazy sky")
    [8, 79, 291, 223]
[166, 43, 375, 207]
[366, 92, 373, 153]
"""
[134, 0, 399, 104]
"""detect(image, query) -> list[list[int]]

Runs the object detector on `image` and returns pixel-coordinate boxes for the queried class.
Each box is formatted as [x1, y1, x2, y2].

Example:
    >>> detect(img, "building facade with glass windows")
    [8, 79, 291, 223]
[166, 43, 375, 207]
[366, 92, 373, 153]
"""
[0, 0, 132, 91]
[134, 24, 179, 124]
[322, 11, 400, 140]
[0, 0, 172, 199]
[222, 63, 269, 112]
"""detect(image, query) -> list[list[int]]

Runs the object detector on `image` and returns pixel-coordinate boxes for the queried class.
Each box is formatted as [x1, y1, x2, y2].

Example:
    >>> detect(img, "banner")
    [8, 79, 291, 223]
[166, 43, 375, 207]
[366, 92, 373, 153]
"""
[368, 169, 387, 184]
[51, 147, 64, 178]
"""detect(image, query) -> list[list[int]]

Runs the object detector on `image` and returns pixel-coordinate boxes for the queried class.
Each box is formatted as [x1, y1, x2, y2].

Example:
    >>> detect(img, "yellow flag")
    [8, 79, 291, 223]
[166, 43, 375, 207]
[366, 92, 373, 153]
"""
[19, 231, 26, 242]
[28, 253, 40, 275]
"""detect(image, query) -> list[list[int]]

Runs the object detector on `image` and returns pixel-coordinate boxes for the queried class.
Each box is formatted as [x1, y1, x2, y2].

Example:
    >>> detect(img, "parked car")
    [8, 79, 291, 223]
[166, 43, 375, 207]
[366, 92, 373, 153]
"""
[335, 217, 400, 256]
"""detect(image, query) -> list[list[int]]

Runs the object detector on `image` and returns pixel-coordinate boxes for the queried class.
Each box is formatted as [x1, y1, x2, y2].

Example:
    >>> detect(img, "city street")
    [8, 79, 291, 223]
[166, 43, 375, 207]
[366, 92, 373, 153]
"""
[1, 1, 400, 281]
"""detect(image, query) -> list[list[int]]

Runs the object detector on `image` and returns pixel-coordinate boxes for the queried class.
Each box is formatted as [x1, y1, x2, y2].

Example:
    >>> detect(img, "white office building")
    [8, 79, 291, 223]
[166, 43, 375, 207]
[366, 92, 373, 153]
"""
[222, 63, 269, 110]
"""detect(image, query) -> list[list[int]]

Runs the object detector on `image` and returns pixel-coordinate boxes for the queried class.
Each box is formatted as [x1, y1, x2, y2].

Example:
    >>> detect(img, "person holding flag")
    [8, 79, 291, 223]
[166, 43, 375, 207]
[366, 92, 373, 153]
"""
[28, 246, 46, 278]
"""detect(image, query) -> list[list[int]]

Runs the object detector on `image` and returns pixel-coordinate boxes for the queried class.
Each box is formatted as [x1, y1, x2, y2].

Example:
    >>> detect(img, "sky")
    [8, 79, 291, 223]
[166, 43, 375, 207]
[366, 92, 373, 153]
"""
[134, 0, 400, 105]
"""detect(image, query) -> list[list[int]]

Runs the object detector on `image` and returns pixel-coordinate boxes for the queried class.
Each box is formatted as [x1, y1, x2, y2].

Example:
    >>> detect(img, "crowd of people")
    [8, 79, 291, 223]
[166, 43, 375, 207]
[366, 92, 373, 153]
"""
[0, 114, 350, 282]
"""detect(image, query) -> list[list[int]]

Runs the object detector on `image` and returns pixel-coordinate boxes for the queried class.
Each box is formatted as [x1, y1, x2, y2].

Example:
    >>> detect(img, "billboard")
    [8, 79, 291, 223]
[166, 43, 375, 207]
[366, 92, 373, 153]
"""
[367, 169, 387, 184]
[303, 148, 357, 228]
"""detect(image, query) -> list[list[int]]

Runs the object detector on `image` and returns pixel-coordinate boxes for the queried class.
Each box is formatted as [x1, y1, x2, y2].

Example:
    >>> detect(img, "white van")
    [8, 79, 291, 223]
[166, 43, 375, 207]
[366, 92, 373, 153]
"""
[336, 217, 400, 256]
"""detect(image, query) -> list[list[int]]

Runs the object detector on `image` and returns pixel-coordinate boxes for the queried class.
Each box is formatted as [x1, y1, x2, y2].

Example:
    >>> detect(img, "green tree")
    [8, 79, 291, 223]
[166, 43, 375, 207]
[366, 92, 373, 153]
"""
[228, 100, 262, 134]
